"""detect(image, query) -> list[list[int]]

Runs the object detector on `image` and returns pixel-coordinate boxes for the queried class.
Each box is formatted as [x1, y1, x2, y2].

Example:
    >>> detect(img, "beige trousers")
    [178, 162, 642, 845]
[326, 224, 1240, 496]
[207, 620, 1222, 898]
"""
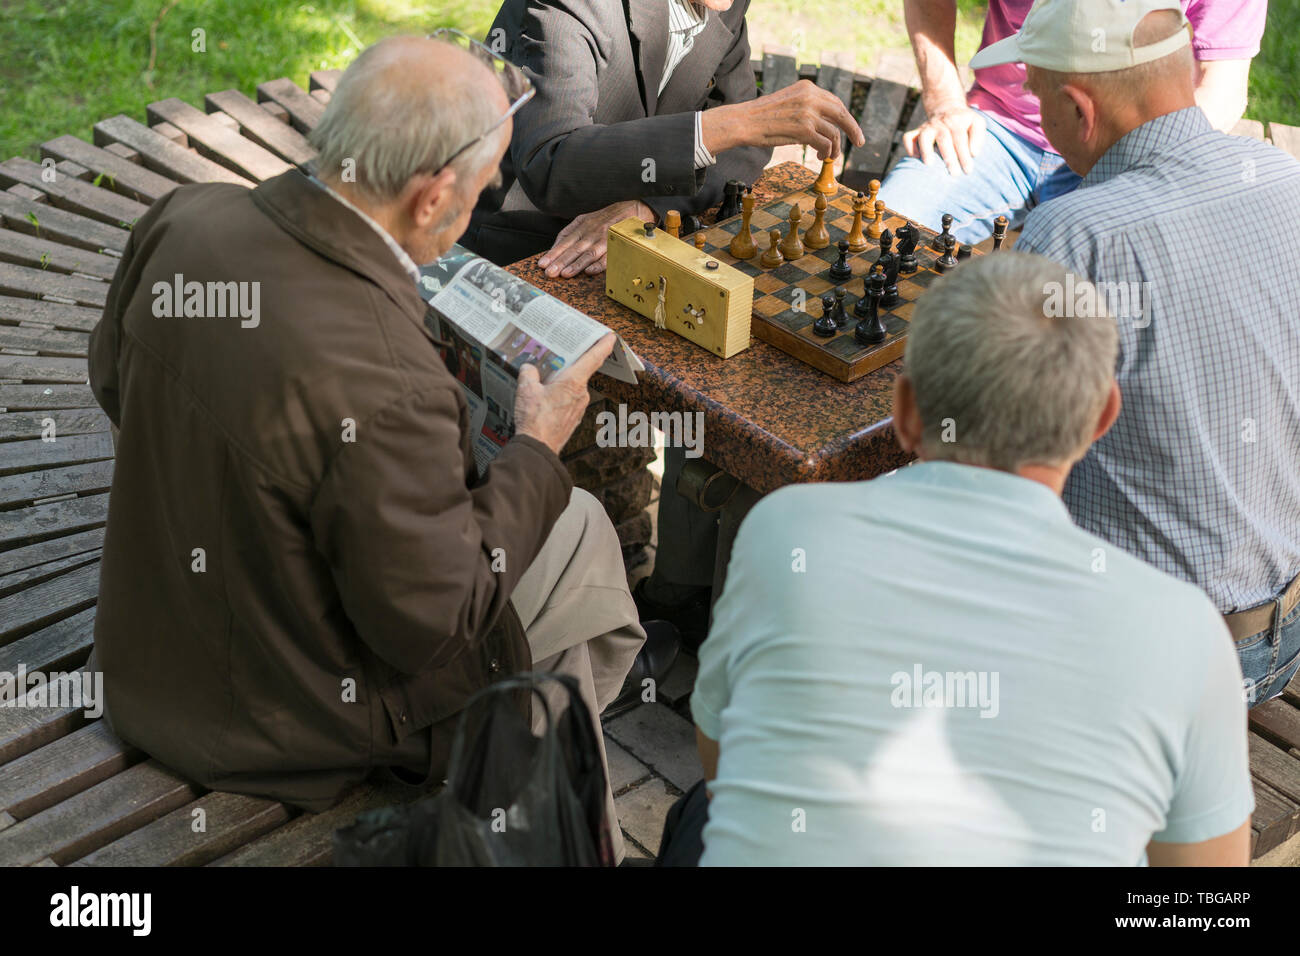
[510, 487, 647, 862]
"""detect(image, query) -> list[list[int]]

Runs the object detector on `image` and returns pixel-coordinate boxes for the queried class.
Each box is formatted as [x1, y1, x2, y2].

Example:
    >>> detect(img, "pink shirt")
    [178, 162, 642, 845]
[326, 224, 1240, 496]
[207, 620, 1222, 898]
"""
[966, 0, 1268, 153]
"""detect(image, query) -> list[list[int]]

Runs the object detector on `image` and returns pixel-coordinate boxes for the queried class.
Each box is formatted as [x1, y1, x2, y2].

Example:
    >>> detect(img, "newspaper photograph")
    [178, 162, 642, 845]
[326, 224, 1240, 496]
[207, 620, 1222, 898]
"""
[418, 244, 643, 470]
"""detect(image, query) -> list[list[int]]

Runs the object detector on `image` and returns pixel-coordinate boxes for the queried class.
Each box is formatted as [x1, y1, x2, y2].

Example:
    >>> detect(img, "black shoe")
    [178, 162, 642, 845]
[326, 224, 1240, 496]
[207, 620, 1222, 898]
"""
[632, 578, 712, 650]
[603, 619, 681, 721]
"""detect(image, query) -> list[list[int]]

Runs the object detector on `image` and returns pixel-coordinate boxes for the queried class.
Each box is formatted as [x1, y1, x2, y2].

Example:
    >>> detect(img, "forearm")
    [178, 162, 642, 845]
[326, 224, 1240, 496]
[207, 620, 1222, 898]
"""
[1195, 58, 1252, 133]
[516, 113, 700, 216]
[905, 0, 966, 112]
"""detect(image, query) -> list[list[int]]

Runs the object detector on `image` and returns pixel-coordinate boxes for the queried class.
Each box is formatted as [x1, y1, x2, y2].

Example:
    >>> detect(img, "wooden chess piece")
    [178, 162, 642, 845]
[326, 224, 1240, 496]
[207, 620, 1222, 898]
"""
[813, 293, 838, 337]
[992, 215, 1008, 251]
[779, 205, 804, 260]
[932, 212, 953, 251]
[664, 210, 681, 239]
[866, 200, 885, 241]
[805, 194, 831, 250]
[866, 179, 880, 214]
[846, 193, 869, 253]
[729, 191, 758, 259]
[854, 267, 887, 345]
[936, 233, 959, 272]
[694, 232, 706, 251]
[814, 157, 837, 195]
[761, 229, 784, 268]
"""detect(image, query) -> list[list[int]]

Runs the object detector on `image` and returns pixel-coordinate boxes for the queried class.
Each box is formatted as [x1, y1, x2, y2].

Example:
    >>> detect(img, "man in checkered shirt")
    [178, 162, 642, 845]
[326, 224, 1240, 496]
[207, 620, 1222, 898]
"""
[986, 0, 1300, 705]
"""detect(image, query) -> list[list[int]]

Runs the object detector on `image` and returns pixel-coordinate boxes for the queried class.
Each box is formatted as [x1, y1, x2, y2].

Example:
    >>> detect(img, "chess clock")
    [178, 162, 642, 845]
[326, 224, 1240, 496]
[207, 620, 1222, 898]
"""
[605, 218, 753, 359]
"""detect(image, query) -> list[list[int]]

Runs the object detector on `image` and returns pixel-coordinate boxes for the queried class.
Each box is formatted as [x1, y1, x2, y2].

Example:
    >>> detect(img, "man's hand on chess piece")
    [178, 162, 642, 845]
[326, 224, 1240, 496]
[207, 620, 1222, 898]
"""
[902, 102, 987, 177]
[701, 79, 865, 161]
[538, 199, 656, 279]
[514, 333, 617, 454]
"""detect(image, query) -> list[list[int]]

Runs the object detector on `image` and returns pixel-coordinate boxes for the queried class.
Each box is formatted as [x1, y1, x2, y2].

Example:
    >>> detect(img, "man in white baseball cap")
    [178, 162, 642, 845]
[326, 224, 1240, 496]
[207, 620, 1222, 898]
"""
[1012, 0, 1300, 713]
[877, 0, 1263, 247]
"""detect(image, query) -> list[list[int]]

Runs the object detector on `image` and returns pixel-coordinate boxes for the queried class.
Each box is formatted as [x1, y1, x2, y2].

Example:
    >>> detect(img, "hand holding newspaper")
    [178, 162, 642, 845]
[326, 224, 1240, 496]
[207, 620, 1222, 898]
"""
[418, 245, 643, 470]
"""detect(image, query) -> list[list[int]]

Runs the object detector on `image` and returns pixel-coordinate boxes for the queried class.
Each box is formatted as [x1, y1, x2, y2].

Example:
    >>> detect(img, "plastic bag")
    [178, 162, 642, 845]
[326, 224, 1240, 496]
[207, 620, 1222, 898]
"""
[334, 672, 615, 867]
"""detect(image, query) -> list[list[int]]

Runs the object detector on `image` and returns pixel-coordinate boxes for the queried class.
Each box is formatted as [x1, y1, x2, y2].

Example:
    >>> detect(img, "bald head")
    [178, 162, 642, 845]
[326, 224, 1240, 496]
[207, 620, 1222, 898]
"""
[310, 35, 509, 203]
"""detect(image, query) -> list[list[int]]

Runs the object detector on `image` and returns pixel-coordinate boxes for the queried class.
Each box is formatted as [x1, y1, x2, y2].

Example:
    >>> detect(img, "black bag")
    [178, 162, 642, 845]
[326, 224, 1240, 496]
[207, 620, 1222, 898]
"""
[334, 672, 616, 867]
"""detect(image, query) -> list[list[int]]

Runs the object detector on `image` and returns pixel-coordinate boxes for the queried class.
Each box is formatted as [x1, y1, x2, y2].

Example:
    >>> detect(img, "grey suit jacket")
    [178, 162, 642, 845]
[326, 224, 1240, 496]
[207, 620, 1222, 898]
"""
[464, 0, 771, 264]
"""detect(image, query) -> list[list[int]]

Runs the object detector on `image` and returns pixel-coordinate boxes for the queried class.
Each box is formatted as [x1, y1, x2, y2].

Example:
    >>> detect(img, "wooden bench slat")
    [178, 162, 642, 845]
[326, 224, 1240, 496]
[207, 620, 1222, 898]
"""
[0, 353, 89, 384]
[0, 295, 103, 333]
[204, 90, 317, 167]
[0, 720, 137, 826]
[1248, 732, 1300, 805]
[845, 75, 910, 182]
[0, 758, 200, 866]
[93, 115, 255, 188]
[1268, 122, 1300, 162]
[309, 69, 341, 93]
[0, 431, 113, 476]
[73, 791, 292, 866]
[0, 550, 100, 601]
[0, 323, 90, 358]
[40, 134, 180, 205]
[0, 261, 107, 308]
[0, 527, 104, 576]
[0, 158, 150, 229]
[0, 561, 99, 644]
[759, 46, 798, 94]
[0, 408, 109, 442]
[147, 98, 293, 183]
[1231, 118, 1267, 141]
[0, 491, 109, 550]
[0, 458, 114, 508]
[0, 228, 120, 281]
[0, 383, 97, 411]
[815, 61, 856, 154]
[256, 78, 326, 134]
[0, 665, 91, 766]
[211, 782, 401, 867]
[1251, 776, 1300, 857]
[1250, 697, 1300, 752]
[0, 191, 130, 255]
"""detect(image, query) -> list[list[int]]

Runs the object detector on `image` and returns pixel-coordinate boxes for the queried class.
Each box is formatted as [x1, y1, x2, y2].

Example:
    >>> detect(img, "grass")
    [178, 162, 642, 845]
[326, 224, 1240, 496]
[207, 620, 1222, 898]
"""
[0, 0, 1295, 161]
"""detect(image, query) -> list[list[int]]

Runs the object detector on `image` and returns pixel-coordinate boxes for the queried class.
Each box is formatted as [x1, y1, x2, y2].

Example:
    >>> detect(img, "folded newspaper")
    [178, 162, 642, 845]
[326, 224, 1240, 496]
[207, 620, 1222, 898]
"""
[418, 244, 643, 471]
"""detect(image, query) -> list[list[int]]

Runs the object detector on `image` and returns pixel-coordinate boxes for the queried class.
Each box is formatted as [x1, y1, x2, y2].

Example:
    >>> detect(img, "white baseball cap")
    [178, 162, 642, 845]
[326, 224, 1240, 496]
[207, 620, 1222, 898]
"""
[970, 0, 1192, 73]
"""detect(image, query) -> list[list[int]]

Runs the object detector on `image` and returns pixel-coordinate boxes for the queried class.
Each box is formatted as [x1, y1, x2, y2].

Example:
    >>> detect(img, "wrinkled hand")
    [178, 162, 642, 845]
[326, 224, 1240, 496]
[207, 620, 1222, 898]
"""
[704, 79, 865, 160]
[902, 104, 986, 176]
[538, 200, 655, 279]
[514, 333, 617, 455]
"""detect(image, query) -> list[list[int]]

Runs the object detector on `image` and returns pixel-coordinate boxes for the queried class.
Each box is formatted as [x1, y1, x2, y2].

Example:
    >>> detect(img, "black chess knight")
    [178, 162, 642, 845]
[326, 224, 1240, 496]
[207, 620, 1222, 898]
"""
[719, 180, 745, 220]
[896, 223, 919, 273]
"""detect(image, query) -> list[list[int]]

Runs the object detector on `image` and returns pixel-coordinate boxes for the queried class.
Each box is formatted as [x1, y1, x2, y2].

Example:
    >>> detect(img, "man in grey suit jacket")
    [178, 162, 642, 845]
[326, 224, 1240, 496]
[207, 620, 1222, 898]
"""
[464, 0, 864, 273]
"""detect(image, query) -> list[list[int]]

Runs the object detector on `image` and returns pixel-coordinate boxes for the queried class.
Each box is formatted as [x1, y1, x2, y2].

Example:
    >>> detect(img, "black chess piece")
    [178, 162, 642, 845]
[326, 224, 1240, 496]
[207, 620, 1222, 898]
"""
[878, 228, 894, 258]
[854, 269, 887, 345]
[992, 215, 1008, 251]
[931, 213, 953, 252]
[936, 233, 958, 272]
[879, 252, 901, 309]
[814, 293, 838, 337]
[832, 287, 849, 328]
[956, 244, 972, 262]
[719, 180, 744, 220]
[829, 239, 852, 283]
[896, 223, 919, 273]
[679, 214, 703, 237]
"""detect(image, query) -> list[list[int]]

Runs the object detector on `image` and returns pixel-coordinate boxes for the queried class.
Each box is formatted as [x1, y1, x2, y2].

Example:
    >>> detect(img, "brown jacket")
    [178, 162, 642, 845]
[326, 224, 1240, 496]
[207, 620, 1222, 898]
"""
[88, 170, 571, 811]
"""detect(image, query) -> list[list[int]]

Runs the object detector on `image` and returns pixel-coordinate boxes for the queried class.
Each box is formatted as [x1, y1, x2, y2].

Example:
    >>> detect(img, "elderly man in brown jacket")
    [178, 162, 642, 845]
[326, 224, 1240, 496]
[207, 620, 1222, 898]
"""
[87, 34, 645, 857]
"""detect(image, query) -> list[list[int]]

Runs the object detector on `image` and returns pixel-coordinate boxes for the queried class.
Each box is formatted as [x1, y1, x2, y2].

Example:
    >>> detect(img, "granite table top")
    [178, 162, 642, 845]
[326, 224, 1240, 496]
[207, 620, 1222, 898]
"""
[505, 161, 914, 495]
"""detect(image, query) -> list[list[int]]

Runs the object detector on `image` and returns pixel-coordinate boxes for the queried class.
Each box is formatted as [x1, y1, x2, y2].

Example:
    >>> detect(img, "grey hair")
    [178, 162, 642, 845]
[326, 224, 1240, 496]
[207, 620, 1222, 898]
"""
[904, 251, 1118, 472]
[308, 36, 504, 203]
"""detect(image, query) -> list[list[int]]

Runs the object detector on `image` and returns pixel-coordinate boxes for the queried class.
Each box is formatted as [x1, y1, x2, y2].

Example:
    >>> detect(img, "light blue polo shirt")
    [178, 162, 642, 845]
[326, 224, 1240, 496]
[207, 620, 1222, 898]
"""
[694, 462, 1253, 866]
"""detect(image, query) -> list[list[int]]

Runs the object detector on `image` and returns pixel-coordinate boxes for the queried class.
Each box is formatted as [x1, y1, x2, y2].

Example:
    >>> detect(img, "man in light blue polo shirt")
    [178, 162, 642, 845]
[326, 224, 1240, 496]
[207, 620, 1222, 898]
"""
[660, 252, 1253, 866]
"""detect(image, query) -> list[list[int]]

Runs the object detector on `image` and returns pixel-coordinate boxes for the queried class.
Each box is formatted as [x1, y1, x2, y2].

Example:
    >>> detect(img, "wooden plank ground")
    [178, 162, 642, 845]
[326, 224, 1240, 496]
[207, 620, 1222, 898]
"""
[146, 98, 293, 182]
[39, 135, 180, 204]
[256, 78, 326, 133]
[204, 90, 317, 167]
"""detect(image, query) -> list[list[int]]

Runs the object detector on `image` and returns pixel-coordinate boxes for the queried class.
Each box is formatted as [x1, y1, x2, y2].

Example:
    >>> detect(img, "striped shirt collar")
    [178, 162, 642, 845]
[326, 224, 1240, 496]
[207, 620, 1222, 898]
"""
[668, 0, 707, 34]
[307, 174, 421, 285]
[1084, 106, 1213, 187]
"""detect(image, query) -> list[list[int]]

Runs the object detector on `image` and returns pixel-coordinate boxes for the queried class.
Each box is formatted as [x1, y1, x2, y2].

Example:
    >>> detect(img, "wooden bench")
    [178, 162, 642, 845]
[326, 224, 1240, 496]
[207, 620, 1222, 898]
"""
[3, 60, 1300, 865]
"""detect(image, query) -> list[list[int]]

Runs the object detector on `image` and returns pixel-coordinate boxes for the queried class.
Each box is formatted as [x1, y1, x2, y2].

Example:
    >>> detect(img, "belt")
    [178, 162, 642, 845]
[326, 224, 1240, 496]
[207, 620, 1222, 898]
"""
[1223, 573, 1300, 642]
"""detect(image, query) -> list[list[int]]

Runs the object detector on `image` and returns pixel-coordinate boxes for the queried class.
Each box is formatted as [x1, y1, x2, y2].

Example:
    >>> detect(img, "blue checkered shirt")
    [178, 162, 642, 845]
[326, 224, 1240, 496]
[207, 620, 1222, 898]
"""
[1017, 107, 1300, 613]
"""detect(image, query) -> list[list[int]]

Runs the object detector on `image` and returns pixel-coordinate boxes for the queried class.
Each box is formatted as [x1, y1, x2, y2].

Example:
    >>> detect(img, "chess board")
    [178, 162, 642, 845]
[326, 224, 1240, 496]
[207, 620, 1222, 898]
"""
[694, 184, 973, 382]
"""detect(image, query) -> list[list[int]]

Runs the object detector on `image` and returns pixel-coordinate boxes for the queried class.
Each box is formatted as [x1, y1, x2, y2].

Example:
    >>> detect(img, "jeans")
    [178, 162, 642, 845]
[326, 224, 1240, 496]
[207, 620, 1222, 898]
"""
[878, 109, 1082, 247]
[1238, 597, 1300, 709]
